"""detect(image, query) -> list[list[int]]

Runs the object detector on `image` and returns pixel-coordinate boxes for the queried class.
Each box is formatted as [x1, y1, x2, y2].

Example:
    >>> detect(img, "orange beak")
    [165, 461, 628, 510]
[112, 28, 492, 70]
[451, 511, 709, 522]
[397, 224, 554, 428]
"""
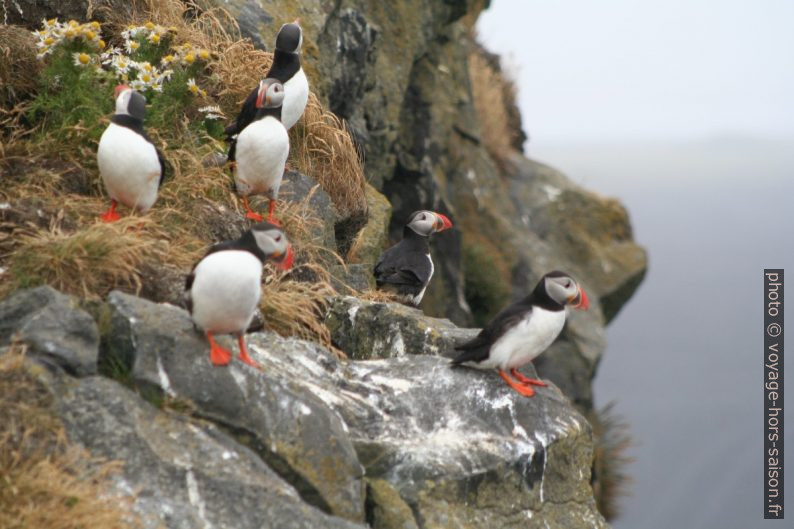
[255, 86, 267, 109]
[572, 287, 589, 310]
[275, 245, 293, 270]
[114, 84, 130, 99]
[433, 213, 453, 232]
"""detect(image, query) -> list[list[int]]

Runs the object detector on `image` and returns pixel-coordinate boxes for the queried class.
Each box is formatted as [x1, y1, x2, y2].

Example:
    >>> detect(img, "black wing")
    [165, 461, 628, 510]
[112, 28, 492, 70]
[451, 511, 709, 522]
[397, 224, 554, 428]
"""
[451, 300, 533, 365]
[224, 86, 259, 162]
[374, 243, 432, 291]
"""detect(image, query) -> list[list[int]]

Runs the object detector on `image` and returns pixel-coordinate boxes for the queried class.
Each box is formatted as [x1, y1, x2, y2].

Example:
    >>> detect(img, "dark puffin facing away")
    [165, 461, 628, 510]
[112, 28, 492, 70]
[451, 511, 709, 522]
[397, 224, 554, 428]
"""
[452, 271, 589, 397]
[186, 222, 293, 368]
[233, 78, 289, 223]
[97, 84, 165, 222]
[225, 20, 308, 162]
[374, 210, 453, 306]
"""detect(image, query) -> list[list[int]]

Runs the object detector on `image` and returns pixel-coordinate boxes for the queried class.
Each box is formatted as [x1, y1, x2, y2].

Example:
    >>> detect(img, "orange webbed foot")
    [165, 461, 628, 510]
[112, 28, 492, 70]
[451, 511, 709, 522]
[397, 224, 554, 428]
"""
[100, 200, 121, 223]
[510, 368, 547, 387]
[499, 370, 537, 398]
[245, 211, 265, 221]
[207, 332, 232, 366]
[237, 335, 262, 370]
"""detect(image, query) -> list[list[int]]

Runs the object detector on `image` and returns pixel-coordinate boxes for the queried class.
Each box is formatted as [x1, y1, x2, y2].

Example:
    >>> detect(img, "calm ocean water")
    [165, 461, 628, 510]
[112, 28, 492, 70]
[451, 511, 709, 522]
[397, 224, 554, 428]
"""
[535, 138, 794, 529]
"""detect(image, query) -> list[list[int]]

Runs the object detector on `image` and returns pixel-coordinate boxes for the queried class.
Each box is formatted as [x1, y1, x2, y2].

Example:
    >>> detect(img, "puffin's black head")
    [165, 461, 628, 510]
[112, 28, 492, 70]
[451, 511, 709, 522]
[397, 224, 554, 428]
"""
[113, 84, 146, 121]
[255, 78, 285, 109]
[541, 271, 589, 310]
[405, 210, 453, 237]
[275, 21, 302, 53]
[248, 222, 293, 270]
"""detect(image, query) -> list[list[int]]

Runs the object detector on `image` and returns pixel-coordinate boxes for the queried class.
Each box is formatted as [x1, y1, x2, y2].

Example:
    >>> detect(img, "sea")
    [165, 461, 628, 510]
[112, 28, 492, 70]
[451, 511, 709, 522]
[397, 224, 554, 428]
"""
[534, 137, 794, 529]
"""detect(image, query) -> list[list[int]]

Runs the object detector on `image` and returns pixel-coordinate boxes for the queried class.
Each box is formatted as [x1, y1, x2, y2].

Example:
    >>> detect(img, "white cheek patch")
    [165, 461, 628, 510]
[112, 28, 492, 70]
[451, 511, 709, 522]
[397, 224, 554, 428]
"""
[252, 230, 275, 255]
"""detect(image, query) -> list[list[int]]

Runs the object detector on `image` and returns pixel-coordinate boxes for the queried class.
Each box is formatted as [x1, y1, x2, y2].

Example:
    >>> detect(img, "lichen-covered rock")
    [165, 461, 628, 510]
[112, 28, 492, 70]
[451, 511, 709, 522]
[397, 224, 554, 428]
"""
[347, 183, 392, 265]
[325, 296, 478, 360]
[244, 332, 608, 529]
[101, 291, 367, 523]
[22, 362, 365, 529]
[0, 285, 98, 375]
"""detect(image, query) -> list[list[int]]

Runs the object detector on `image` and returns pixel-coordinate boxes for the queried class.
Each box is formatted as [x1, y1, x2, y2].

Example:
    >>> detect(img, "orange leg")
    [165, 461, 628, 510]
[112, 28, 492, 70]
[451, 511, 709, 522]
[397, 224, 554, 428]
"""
[207, 332, 232, 366]
[266, 199, 280, 226]
[510, 368, 547, 387]
[499, 370, 537, 397]
[100, 199, 121, 223]
[242, 196, 264, 221]
[237, 335, 261, 369]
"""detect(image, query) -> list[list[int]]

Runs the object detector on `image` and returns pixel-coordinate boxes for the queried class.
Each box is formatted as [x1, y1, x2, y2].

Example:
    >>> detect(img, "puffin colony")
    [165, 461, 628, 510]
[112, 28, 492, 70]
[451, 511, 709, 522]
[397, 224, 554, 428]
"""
[95, 21, 590, 398]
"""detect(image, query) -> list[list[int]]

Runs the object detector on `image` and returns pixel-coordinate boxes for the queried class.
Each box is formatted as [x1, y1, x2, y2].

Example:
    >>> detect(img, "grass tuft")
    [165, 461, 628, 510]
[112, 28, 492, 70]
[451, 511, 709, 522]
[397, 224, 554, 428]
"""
[0, 344, 141, 529]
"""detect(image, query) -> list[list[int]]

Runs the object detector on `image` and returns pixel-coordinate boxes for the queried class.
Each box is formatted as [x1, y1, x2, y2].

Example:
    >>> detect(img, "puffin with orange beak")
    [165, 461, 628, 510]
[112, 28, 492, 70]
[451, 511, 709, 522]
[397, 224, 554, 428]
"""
[374, 210, 453, 306]
[233, 78, 289, 223]
[96, 84, 165, 222]
[452, 271, 589, 397]
[185, 222, 293, 368]
[225, 20, 307, 162]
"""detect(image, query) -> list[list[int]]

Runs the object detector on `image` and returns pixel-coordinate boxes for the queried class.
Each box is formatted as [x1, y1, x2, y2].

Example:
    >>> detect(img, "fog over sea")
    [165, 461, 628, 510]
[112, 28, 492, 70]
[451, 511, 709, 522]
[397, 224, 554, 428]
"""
[534, 138, 794, 529]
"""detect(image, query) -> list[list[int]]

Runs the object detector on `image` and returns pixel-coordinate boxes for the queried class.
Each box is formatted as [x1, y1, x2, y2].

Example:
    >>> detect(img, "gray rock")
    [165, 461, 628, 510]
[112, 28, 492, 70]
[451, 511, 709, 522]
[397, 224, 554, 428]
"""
[4, 1, 135, 28]
[279, 170, 337, 252]
[244, 332, 608, 529]
[36, 369, 365, 529]
[0, 286, 98, 375]
[101, 291, 366, 523]
[325, 296, 478, 360]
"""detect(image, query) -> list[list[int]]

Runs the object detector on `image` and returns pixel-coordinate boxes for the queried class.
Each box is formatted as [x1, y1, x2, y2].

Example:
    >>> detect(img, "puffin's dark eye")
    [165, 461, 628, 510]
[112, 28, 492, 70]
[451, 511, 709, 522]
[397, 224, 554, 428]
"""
[420, 215, 426, 220]
[565, 281, 572, 288]
[274, 234, 282, 242]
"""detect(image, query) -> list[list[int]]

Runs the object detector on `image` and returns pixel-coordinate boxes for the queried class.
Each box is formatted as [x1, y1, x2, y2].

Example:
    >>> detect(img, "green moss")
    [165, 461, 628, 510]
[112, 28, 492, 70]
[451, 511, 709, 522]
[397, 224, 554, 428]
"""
[462, 241, 510, 327]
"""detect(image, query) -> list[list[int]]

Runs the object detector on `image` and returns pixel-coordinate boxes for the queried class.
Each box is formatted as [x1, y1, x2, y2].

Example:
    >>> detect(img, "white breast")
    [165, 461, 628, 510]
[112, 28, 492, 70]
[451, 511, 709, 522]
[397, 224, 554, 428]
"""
[97, 123, 161, 212]
[235, 117, 289, 197]
[281, 68, 309, 130]
[479, 307, 567, 370]
[410, 254, 434, 305]
[189, 250, 263, 335]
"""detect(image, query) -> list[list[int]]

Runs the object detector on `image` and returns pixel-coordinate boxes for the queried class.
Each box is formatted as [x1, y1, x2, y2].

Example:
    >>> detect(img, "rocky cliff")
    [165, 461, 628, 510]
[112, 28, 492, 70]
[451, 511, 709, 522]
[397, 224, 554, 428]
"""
[1, 0, 645, 527]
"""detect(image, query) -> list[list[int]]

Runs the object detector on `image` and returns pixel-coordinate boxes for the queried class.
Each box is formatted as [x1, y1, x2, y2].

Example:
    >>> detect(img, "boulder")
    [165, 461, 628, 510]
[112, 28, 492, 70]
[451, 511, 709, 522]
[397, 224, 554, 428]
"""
[244, 331, 608, 529]
[0, 285, 98, 375]
[346, 183, 392, 266]
[101, 291, 367, 523]
[22, 362, 365, 529]
[325, 296, 478, 360]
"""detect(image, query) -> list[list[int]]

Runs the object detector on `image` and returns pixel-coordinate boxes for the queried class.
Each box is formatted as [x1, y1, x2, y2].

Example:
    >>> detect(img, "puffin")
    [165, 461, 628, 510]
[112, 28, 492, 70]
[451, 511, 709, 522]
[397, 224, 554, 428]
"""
[97, 84, 165, 222]
[233, 78, 289, 223]
[374, 210, 453, 306]
[185, 221, 293, 368]
[451, 271, 589, 397]
[225, 20, 308, 162]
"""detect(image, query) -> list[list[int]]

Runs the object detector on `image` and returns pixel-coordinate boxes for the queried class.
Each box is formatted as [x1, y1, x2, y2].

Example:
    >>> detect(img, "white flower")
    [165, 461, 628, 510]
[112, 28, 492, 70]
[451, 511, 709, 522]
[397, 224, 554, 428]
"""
[72, 52, 92, 67]
[199, 105, 225, 120]
[186, 78, 200, 95]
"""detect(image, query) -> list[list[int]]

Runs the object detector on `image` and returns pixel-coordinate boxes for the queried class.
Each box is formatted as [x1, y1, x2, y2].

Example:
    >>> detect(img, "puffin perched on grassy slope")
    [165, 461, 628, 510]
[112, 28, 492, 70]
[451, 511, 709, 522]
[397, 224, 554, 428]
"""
[225, 20, 308, 162]
[97, 84, 165, 222]
[233, 78, 289, 223]
[374, 210, 453, 306]
[185, 222, 293, 368]
[452, 271, 589, 397]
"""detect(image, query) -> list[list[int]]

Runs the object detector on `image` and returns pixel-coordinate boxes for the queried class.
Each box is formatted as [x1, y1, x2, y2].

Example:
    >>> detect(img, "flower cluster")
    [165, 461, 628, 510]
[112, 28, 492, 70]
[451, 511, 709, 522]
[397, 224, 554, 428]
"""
[120, 22, 175, 52]
[163, 42, 211, 67]
[33, 19, 105, 59]
[100, 46, 173, 92]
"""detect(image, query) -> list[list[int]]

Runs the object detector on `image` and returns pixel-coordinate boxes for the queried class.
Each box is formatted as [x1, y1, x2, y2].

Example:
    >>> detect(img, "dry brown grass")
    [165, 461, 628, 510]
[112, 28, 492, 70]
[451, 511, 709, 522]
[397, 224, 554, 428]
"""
[0, 25, 39, 107]
[468, 46, 522, 168]
[590, 403, 634, 521]
[260, 268, 344, 357]
[2, 215, 170, 298]
[0, 345, 141, 529]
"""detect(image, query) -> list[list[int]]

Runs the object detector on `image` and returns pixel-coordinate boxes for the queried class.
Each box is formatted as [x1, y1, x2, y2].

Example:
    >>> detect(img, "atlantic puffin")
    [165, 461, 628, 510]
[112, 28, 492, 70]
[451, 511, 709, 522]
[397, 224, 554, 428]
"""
[233, 78, 289, 223]
[225, 20, 308, 162]
[374, 210, 453, 306]
[97, 84, 165, 222]
[185, 222, 293, 368]
[451, 271, 589, 397]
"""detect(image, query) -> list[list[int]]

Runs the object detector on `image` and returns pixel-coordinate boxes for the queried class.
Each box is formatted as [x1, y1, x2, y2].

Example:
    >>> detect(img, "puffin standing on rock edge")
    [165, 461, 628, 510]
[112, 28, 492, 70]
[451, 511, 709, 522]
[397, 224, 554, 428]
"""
[451, 271, 589, 397]
[185, 222, 293, 368]
[225, 20, 308, 162]
[233, 78, 289, 223]
[374, 210, 453, 306]
[97, 84, 165, 222]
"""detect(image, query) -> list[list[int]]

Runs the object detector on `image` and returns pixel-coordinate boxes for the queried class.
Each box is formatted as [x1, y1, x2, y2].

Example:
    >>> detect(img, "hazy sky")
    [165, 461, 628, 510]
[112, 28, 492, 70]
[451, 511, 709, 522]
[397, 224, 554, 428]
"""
[477, 0, 794, 145]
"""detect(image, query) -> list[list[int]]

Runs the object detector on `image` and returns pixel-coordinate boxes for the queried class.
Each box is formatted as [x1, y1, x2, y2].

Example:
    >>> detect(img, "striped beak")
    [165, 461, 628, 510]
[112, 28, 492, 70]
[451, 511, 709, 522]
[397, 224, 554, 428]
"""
[571, 287, 589, 310]
[274, 245, 293, 271]
[255, 83, 267, 109]
[433, 212, 453, 232]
